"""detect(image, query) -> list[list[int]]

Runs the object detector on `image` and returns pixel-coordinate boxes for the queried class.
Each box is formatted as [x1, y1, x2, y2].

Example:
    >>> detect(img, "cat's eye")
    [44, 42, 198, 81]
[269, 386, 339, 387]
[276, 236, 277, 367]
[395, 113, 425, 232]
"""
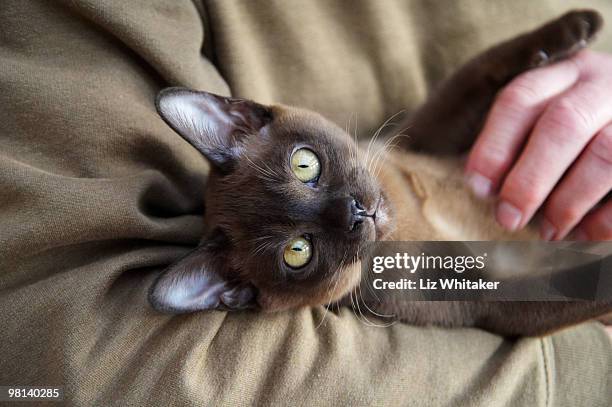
[290, 148, 321, 183]
[283, 237, 312, 269]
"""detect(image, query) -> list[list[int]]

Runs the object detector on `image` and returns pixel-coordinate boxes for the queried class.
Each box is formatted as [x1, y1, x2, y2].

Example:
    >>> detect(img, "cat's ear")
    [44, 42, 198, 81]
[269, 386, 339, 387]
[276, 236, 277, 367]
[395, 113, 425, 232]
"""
[148, 241, 258, 313]
[156, 87, 273, 172]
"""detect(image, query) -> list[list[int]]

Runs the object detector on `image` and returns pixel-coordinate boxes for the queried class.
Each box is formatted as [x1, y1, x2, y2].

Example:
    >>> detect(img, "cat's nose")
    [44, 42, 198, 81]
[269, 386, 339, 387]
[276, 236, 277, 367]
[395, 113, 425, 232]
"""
[349, 198, 368, 232]
[322, 196, 371, 233]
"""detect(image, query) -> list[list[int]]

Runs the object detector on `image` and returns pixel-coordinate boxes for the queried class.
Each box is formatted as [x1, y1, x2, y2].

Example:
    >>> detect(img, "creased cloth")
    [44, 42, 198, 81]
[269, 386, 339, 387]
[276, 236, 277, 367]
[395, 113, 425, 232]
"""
[0, 1, 610, 406]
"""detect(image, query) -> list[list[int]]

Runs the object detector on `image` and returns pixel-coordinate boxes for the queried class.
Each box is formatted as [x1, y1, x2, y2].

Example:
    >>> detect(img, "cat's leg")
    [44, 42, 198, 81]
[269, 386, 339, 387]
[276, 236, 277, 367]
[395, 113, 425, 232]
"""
[353, 297, 612, 337]
[474, 301, 612, 337]
[351, 254, 612, 336]
[398, 10, 603, 154]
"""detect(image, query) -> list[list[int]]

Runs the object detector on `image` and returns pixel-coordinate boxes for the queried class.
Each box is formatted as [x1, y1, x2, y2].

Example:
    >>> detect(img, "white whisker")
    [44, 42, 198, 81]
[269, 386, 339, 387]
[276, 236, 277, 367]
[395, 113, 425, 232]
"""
[365, 110, 406, 173]
[316, 250, 348, 330]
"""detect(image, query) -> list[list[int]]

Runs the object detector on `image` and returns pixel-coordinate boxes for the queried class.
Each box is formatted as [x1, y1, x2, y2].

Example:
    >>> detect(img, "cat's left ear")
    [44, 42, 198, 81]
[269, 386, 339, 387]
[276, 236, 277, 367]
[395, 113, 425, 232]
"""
[156, 87, 273, 172]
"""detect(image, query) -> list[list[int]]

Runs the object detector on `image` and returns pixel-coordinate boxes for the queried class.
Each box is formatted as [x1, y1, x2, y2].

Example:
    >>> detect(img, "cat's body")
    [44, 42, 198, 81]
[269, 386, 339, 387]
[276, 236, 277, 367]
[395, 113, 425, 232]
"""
[148, 10, 611, 336]
[344, 148, 612, 336]
[376, 150, 537, 241]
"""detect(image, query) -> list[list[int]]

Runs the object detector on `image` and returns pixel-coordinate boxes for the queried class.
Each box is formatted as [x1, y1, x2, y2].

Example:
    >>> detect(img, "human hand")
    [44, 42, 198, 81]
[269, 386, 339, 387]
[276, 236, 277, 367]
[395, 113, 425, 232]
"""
[465, 50, 612, 240]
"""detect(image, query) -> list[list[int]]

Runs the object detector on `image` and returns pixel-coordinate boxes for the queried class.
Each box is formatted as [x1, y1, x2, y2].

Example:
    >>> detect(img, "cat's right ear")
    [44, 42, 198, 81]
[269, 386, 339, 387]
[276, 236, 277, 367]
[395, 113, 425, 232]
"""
[148, 242, 258, 314]
[155, 87, 273, 172]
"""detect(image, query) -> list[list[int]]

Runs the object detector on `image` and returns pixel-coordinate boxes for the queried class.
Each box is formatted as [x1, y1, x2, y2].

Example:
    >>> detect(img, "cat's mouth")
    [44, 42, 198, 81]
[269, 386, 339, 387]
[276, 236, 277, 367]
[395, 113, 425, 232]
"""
[372, 193, 393, 241]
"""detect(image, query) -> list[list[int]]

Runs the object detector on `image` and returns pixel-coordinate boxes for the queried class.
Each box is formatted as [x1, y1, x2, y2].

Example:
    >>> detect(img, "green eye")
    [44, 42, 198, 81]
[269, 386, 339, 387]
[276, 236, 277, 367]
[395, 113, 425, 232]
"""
[291, 148, 321, 183]
[283, 237, 312, 268]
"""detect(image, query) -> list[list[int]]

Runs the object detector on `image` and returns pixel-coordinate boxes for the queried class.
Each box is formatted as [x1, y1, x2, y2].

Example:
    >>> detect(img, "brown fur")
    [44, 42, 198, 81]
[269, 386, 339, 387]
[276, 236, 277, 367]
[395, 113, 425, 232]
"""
[149, 10, 611, 336]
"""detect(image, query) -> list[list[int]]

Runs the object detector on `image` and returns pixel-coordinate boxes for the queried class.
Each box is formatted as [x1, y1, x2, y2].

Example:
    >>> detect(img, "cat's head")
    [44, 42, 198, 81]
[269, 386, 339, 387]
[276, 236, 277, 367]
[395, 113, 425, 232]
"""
[149, 88, 393, 313]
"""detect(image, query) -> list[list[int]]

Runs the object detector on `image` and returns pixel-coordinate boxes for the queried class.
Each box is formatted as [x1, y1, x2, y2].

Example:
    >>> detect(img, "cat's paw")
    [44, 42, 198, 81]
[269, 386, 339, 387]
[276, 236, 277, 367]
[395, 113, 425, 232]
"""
[531, 9, 603, 67]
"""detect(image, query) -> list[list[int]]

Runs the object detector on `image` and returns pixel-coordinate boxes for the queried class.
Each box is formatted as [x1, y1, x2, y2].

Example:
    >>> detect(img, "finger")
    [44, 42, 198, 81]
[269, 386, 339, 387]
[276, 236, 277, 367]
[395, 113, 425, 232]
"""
[497, 77, 612, 231]
[572, 200, 612, 241]
[465, 58, 581, 198]
[541, 125, 612, 239]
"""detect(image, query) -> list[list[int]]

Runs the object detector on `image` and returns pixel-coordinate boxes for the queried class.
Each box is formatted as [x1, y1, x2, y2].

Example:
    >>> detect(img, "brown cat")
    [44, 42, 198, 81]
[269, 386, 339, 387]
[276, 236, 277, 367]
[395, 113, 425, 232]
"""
[148, 10, 611, 336]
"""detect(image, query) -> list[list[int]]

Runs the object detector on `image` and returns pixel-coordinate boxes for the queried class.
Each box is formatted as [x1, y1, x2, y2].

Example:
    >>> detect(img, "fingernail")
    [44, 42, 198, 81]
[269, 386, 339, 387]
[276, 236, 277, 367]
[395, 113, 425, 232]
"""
[496, 201, 522, 231]
[465, 172, 493, 198]
[573, 229, 589, 241]
[540, 219, 556, 241]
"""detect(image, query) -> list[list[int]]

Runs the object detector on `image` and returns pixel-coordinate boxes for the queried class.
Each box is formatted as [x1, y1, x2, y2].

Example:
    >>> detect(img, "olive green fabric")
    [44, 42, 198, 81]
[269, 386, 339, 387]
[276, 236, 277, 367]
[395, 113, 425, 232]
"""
[0, 1, 610, 406]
